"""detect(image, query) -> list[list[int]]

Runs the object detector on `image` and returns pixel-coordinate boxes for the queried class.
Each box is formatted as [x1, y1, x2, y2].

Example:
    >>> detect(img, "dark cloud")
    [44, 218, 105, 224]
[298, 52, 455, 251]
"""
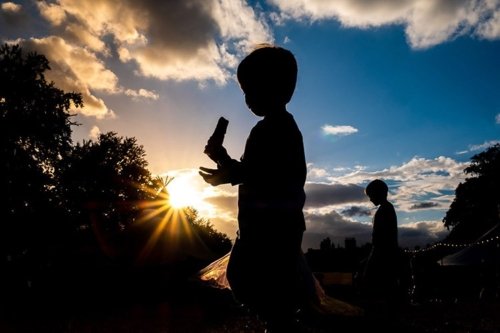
[303, 211, 372, 250]
[303, 211, 449, 250]
[341, 205, 372, 217]
[399, 224, 449, 249]
[305, 183, 367, 208]
[409, 202, 439, 210]
[129, 0, 217, 59]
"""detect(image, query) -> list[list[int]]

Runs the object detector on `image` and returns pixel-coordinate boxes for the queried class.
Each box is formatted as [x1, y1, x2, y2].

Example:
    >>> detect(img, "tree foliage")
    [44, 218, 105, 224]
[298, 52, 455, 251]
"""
[444, 144, 500, 241]
[58, 132, 162, 260]
[61, 132, 155, 230]
[1, 44, 231, 299]
[0, 44, 82, 257]
[184, 207, 232, 258]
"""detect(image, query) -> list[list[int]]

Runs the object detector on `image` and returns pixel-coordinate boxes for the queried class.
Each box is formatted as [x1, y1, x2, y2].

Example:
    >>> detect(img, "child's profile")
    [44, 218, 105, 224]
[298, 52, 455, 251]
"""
[199, 45, 306, 331]
[361, 179, 399, 304]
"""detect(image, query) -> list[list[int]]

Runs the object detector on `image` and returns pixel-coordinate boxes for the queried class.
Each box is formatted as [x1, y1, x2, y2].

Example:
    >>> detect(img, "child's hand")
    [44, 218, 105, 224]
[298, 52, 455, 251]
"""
[199, 166, 232, 186]
[204, 144, 231, 166]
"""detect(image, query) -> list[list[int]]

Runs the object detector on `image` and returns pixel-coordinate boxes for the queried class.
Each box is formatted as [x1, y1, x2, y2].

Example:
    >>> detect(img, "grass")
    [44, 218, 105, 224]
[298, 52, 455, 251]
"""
[1, 265, 499, 332]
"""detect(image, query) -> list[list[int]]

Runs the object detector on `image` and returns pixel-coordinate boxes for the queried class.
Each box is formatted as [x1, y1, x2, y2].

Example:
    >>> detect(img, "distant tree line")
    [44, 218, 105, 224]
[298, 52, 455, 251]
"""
[0, 44, 231, 303]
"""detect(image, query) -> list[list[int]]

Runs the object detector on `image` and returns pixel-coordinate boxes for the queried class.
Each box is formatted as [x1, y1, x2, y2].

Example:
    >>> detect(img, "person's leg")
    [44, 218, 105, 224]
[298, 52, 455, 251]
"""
[260, 229, 303, 331]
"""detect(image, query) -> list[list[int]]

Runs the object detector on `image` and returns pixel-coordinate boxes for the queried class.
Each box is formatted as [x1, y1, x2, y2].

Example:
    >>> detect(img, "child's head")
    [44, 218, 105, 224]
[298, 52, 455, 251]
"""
[365, 179, 388, 206]
[237, 44, 297, 116]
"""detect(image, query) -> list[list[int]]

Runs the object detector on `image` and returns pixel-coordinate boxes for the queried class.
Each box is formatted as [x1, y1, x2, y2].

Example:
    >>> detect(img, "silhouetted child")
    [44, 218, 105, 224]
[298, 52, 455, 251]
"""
[200, 45, 306, 331]
[360, 179, 399, 307]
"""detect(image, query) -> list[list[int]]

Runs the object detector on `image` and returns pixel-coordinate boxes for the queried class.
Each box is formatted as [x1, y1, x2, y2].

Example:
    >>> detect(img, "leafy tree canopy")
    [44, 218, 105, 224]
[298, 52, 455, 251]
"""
[444, 144, 500, 242]
[0, 43, 82, 256]
[0, 43, 230, 274]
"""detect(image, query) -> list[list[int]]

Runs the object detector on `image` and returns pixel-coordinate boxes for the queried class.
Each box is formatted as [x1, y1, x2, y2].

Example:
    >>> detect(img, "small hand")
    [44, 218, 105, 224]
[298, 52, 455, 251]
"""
[204, 145, 230, 165]
[199, 166, 231, 186]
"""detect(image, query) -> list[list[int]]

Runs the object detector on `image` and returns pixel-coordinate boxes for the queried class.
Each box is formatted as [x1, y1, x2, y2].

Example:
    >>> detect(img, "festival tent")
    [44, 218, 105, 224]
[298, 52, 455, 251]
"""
[439, 223, 500, 266]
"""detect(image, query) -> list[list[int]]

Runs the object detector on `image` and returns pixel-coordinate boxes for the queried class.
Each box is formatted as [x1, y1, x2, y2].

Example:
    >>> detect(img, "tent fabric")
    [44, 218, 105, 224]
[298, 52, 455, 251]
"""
[439, 224, 500, 266]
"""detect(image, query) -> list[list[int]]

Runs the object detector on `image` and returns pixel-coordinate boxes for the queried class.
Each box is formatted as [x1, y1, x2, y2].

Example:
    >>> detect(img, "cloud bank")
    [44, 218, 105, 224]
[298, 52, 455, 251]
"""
[302, 156, 468, 249]
[34, 0, 272, 83]
[1, 0, 272, 117]
[198, 155, 468, 249]
[305, 182, 367, 208]
[3, 0, 499, 118]
[270, 0, 500, 49]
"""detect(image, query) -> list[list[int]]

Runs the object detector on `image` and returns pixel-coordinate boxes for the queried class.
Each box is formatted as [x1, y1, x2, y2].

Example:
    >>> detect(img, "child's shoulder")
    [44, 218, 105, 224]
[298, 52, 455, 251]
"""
[257, 112, 301, 134]
[378, 201, 395, 213]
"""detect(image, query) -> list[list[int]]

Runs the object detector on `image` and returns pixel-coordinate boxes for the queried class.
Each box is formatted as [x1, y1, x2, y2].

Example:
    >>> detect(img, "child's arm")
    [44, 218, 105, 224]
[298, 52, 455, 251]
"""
[200, 116, 245, 186]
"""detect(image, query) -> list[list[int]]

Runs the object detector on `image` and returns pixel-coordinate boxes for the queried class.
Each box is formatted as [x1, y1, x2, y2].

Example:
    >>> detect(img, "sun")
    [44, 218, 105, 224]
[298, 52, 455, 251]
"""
[167, 176, 201, 209]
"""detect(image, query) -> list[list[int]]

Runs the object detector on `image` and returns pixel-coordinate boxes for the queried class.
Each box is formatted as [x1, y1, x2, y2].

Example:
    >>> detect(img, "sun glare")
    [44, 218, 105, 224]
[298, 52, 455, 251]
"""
[167, 176, 201, 209]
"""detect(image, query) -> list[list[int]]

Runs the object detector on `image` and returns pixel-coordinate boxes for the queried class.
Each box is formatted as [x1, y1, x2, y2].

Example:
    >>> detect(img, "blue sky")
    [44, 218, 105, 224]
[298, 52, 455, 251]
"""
[2, 0, 500, 249]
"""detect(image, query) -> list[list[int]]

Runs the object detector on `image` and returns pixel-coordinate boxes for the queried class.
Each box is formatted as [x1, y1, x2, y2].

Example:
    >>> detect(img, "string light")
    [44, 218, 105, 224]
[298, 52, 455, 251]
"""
[404, 233, 500, 254]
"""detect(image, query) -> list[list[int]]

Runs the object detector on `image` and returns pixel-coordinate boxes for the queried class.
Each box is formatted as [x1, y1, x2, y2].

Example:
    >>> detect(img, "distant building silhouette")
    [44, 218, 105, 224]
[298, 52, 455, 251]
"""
[320, 237, 332, 251]
[345, 237, 356, 250]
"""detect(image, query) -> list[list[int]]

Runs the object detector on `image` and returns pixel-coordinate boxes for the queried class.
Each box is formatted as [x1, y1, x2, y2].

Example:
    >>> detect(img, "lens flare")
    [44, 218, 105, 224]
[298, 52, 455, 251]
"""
[131, 174, 207, 263]
[167, 176, 201, 208]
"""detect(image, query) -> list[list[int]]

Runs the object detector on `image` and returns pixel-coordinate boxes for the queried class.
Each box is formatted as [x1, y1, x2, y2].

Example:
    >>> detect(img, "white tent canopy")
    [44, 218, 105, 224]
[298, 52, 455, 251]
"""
[439, 224, 500, 266]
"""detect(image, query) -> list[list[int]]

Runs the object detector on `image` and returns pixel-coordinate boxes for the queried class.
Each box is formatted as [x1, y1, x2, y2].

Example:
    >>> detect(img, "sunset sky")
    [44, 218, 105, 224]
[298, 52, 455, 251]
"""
[2, 0, 500, 249]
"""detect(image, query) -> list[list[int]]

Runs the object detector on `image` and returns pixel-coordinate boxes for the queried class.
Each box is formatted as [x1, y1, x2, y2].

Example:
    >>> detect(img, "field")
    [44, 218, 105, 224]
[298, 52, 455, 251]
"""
[1, 273, 499, 333]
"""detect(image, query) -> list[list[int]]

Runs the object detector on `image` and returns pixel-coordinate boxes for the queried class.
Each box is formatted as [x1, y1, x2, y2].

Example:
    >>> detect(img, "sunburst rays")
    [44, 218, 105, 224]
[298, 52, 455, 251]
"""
[134, 176, 197, 263]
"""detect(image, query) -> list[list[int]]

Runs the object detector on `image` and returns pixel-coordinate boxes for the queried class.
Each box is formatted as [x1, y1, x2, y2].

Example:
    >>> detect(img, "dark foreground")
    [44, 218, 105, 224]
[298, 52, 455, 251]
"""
[1, 273, 499, 333]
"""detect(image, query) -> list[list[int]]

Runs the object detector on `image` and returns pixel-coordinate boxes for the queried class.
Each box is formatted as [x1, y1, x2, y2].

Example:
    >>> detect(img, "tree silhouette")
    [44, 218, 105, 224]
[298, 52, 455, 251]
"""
[184, 207, 232, 258]
[59, 132, 158, 257]
[1, 44, 232, 300]
[0, 44, 82, 272]
[444, 144, 500, 242]
[123, 186, 232, 265]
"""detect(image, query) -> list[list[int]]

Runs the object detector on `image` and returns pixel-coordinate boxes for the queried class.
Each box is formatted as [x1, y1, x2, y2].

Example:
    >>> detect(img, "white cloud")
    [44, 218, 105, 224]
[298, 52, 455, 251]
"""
[322, 124, 358, 136]
[398, 220, 449, 249]
[457, 140, 500, 154]
[213, 0, 272, 50]
[333, 156, 468, 212]
[4, 1, 273, 118]
[15, 37, 116, 119]
[196, 155, 466, 248]
[307, 163, 331, 181]
[36, 1, 66, 26]
[299, 155, 466, 248]
[89, 125, 101, 140]
[124, 88, 159, 101]
[477, 3, 500, 39]
[270, 0, 500, 49]
[302, 212, 449, 250]
[1, 2, 21, 13]
[35, 0, 273, 84]
[13, 36, 162, 118]
[1, 1, 27, 28]
[496, 113, 500, 124]
[63, 23, 108, 54]
[303, 205, 453, 249]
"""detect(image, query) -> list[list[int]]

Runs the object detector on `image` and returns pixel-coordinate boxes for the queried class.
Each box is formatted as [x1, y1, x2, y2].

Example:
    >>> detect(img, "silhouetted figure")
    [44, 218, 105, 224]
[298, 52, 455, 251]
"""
[359, 179, 399, 307]
[199, 45, 306, 331]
